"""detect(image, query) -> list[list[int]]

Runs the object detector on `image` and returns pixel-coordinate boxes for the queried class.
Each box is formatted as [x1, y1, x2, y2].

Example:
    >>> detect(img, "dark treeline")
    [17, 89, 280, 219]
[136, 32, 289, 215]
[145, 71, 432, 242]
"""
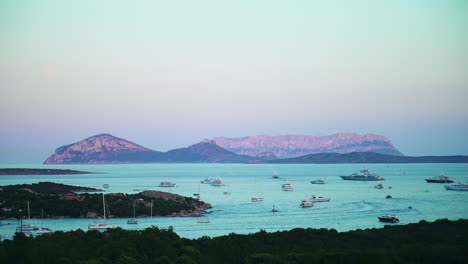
[1, 219, 466, 264]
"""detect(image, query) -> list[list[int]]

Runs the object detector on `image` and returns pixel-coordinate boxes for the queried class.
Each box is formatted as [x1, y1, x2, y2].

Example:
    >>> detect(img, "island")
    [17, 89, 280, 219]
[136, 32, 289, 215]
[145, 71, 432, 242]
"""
[0, 182, 212, 219]
[0, 168, 96, 175]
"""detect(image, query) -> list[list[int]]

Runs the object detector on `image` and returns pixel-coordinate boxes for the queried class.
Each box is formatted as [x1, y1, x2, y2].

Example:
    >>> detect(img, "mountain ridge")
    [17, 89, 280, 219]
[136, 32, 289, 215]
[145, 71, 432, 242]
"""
[211, 133, 403, 158]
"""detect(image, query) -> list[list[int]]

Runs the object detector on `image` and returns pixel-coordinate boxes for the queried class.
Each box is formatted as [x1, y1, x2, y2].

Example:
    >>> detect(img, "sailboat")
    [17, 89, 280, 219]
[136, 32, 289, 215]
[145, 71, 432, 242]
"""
[127, 203, 138, 225]
[16, 201, 37, 233]
[35, 209, 53, 234]
[88, 193, 116, 230]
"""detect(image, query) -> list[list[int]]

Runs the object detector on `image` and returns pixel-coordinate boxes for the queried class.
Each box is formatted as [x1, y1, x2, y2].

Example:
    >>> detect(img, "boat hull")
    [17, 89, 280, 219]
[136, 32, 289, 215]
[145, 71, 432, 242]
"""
[340, 176, 383, 181]
[426, 179, 454, 183]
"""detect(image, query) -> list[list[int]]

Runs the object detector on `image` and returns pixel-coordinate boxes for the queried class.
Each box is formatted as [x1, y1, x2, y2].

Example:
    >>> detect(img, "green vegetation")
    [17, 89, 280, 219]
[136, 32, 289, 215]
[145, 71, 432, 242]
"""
[1, 219, 466, 264]
[0, 183, 206, 218]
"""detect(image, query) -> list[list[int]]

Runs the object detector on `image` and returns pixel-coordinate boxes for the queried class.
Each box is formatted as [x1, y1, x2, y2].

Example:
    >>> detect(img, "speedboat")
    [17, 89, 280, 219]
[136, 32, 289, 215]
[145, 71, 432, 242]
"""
[281, 183, 294, 191]
[445, 183, 468, 191]
[197, 218, 210, 223]
[88, 222, 116, 230]
[103, 184, 110, 188]
[425, 172, 454, 183]
[374, 183, 384, 189]
[200, 177, 213, 184]
[273, 172, 279, 179]
[159, 181, 176, 187]
[127, 219, 138, 225]
[299, 199, 313, 208]
[310, 179, 326, 184]
[378, 215, 399, 223]
[251, 197, 264, 202]
[340, 169, 385, 181]
[310, 195, 330, 202]
[210, 178, 225, 186]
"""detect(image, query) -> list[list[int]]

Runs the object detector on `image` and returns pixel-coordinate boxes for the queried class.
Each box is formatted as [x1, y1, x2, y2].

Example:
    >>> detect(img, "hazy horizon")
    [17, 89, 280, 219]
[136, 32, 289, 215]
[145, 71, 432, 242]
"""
[1, 0, 467, 163]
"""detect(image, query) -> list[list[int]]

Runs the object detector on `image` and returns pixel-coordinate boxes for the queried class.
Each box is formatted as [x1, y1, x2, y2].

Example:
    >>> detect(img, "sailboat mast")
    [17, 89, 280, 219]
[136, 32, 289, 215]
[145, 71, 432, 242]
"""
[102, 193, 106, 221]
[27, 201, 31, 225]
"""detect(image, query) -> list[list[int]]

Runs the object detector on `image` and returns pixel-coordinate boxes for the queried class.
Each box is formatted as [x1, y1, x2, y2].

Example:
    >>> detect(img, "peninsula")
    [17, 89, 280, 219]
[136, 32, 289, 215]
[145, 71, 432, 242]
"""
[0, 182, 211, 219]
[0, 168, 95, 175]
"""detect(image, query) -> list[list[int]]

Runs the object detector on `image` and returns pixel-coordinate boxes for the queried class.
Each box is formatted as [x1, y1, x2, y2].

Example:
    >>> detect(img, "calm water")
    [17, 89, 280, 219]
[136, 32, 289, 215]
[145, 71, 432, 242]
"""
[1, 163, 467, 240]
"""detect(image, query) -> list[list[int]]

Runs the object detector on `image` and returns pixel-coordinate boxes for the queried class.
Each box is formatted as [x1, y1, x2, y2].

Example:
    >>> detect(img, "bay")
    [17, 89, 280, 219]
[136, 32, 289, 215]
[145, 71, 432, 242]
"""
[1, 163, 467, 240]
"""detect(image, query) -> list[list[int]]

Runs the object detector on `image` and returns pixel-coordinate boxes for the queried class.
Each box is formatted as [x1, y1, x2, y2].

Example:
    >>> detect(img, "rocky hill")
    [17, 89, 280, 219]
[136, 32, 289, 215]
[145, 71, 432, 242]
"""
[212, 133, 403, 158]
[44, 134, 163, 164]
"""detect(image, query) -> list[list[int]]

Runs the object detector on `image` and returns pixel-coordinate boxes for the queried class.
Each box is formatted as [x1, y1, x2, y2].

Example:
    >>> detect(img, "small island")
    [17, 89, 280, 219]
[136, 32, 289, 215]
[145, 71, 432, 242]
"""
[0, 168, 96, 175]
[0, 182, 212, 219]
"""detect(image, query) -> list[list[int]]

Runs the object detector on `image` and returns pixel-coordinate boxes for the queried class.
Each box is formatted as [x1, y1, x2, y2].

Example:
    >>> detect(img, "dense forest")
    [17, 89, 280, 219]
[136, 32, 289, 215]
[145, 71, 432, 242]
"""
[0, 219, 466, 264]
[0, 182, 208, 218]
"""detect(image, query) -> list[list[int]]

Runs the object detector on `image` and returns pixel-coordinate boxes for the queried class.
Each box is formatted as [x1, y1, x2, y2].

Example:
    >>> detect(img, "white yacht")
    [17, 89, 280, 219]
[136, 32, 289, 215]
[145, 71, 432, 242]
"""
[159, 181, 176, 187]
[273, 172, 279, 179]
[310, 178, 326, 184]
[210, 178, 225, 186]
[197, 218, 210, 223]
[445, 182, 468, 191]
[281, 183, 294, 191]
[340, 169, 385, 181]
[200, 177, 213, 184]
[310, 195, 330, 202]
[88, 193, 116, 230]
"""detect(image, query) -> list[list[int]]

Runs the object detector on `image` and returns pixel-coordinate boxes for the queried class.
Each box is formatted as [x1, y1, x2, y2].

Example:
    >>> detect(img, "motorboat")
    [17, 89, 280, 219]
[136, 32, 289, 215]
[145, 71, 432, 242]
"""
[374, 183, 384, 189]
[340, 169, 385, 181]
[299, 199, 313, 208]
[200, 177, 213, 184]
[159, 181, 176, 187]
[445, 183, 468, 191]
[425, 172, 454, 183]
[197, 218, 210, 223]
[310, 179, 326, 184]
[273, 172, 279, 179]
[281, 183, 294, 191]
[223, 192, 231, 195]
[102, 184, 110, 188]
[251, 197, 264, 202]
[310, 195, 330, 202]
[127, 219, 138, 225]
[88, 193, 116, 230]
[210, 178, 225, 186]
[378, 215, 400, 223]
[386, 195, 393, 199]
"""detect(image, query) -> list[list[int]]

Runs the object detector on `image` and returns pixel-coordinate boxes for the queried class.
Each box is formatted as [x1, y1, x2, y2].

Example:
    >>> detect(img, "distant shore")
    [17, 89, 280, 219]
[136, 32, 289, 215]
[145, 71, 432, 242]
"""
[0, 168, 96, 175]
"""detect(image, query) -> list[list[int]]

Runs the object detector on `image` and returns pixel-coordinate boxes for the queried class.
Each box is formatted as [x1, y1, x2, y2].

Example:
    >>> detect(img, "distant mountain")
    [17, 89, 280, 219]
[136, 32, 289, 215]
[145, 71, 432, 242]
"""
[44, 134, 163, 164]
[263, 152, 468, 164]
[44, 135, 256, 164]
[211, 133, 403, 158]
[164, 139, 254, 163]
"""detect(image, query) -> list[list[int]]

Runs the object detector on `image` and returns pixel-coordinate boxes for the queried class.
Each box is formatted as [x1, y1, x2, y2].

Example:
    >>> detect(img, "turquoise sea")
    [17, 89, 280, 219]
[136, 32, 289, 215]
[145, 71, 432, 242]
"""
[1, 163, 467, 240]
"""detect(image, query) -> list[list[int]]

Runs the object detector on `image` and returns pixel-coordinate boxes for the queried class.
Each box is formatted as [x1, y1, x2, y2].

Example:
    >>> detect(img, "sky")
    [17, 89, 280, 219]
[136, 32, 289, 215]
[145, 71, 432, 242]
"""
[1, 0, 467, 163]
